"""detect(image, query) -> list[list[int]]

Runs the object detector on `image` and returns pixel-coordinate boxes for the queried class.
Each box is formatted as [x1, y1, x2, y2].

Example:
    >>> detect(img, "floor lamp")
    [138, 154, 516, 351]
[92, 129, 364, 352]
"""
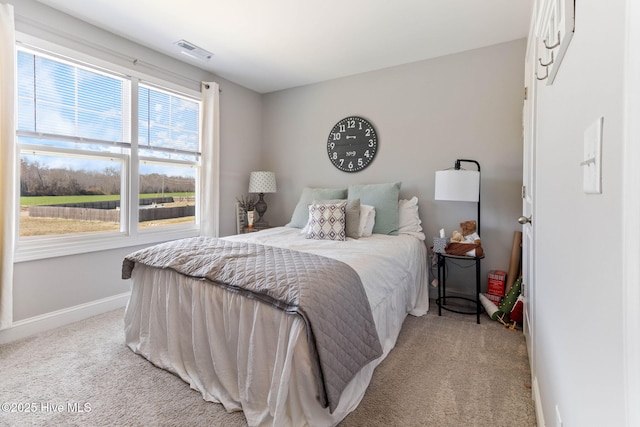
[434, 159, 481, 235]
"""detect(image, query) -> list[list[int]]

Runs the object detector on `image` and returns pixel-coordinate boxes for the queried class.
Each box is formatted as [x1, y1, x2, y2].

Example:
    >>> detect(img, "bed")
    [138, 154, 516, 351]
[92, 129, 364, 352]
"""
[122, 187, 429, 427]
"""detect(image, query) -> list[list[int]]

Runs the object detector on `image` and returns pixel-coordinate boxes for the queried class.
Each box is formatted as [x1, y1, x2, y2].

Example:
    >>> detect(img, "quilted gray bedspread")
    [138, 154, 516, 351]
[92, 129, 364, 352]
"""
[122, 236, 382, 413]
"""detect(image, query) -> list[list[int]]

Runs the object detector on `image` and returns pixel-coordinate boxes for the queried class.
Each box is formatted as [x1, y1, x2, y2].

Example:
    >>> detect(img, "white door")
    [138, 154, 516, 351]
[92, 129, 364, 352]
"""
[521, 30, 537, 377]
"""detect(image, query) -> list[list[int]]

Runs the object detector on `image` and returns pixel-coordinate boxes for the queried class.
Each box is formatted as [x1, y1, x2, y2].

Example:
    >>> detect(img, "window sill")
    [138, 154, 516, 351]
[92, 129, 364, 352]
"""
[14, 226, 201, 262]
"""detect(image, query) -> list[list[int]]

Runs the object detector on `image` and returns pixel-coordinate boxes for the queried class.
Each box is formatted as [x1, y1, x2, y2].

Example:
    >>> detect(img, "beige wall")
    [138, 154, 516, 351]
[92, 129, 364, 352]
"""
[262, 39, 526, 296]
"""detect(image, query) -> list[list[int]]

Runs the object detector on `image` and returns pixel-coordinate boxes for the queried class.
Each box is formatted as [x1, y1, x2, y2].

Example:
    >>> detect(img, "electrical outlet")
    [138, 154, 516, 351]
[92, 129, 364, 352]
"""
[555, 405, 563, 427]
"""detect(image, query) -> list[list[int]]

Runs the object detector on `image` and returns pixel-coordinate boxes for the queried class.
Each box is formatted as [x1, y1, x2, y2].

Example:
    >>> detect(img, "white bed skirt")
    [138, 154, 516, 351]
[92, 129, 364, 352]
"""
[124, 233, 429, 426]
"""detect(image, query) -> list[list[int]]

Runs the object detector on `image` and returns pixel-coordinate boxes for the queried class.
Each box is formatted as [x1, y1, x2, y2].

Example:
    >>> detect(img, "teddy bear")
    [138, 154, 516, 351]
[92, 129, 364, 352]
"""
[460, 220, 479, 240]
[450, 230, 464, 242]
[445, 220, 484, 257]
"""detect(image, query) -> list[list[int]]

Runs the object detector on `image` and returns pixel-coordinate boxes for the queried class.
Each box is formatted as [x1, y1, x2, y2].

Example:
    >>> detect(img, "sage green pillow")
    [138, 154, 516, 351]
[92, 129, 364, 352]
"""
[348, 182, 401, 235]
[286, 187, 347, 228]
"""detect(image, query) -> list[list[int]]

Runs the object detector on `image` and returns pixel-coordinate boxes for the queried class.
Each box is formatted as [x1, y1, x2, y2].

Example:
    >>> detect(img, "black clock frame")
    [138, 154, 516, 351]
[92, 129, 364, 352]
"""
[327, 116, 378, 172]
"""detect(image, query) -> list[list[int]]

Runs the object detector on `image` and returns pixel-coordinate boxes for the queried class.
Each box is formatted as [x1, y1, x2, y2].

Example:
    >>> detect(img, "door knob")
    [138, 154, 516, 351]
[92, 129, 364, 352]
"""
[518, 215, 532, 225]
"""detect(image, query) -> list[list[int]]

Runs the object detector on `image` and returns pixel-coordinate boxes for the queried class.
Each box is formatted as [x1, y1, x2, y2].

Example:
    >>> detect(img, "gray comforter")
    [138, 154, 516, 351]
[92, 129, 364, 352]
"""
[122, 236, 382, 413]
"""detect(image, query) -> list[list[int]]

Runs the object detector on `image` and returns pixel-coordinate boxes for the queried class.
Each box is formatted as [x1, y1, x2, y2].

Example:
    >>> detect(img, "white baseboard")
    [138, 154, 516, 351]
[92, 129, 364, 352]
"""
[0, 292, 130, 345]
[532, 376, 546, 427]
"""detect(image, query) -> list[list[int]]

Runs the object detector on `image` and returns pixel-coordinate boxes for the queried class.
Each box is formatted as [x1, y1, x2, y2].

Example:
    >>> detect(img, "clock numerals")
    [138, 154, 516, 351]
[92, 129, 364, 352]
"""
[327, 116, 377, 173]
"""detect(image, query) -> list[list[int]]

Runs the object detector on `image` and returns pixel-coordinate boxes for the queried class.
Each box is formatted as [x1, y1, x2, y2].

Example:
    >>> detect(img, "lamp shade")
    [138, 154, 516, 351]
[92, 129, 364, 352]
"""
[434, 169, 480, 202]
[248, 171, 277, 194]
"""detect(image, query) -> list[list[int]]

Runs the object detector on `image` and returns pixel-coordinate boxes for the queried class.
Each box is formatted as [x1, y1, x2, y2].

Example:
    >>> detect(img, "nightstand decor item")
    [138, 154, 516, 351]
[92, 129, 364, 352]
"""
[248, 171, 277, 227]
[432, 237, 449, 254]
[434, 159, 481, 234]
[327, 116, 377, 172]
[236, 194, 257, 213]
[236, 195, 258, 232]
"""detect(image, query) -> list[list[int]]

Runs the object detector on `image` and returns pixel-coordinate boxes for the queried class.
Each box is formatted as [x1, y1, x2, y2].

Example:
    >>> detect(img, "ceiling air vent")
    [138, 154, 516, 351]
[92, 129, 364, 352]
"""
[173, 40, 213, 62]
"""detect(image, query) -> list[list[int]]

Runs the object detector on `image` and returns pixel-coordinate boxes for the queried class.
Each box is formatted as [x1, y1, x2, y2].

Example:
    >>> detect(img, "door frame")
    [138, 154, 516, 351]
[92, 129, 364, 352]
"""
[623, 0, 640, 424]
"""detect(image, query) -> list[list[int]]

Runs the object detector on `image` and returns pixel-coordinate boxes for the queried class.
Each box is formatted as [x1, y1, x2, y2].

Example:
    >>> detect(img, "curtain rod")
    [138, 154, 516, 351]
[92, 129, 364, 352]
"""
[16, 13, 220, 93]
[131, 59, 220, 93]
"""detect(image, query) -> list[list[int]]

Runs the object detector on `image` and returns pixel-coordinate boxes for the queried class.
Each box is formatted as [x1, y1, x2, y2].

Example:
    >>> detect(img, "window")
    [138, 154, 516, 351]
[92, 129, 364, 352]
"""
[137, 84, 199, 229]
[15, 45, 202, 259]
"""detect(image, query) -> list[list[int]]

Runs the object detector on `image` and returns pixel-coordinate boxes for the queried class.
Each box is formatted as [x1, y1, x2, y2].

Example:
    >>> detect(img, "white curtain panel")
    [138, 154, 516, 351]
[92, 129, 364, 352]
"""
[200, 82, 220, 237]
[0, 3, 15, 330]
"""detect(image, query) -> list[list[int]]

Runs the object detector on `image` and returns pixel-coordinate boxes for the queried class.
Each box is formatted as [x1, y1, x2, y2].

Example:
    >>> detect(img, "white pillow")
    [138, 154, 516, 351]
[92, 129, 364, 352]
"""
[358, 205, 376, 237]
[398, 197, 426, 240]
[398, 197, 422, 233]
[305, 201, 347, 241]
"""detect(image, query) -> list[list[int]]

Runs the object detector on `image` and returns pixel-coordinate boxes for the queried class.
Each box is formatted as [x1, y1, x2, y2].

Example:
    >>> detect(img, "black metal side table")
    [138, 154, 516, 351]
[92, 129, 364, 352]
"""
[436, 252, 485, 324]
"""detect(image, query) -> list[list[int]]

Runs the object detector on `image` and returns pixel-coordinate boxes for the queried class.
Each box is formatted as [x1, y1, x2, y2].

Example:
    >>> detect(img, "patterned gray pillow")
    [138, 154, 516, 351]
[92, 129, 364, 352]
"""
[313, 198, 360, 239]
[305, 201, 347, 241]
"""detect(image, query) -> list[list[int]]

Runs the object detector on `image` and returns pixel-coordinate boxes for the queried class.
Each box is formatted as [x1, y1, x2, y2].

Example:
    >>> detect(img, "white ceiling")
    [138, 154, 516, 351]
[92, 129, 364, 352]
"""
[36, 0, 533, 94]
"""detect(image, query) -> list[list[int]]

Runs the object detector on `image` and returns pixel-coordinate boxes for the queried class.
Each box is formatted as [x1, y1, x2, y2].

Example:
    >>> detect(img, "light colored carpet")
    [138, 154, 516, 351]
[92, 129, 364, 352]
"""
[0, 304, 535, 426]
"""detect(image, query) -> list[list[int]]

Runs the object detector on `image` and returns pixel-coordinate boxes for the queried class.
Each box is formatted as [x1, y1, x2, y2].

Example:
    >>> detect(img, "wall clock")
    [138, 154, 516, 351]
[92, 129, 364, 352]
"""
[327, 116, 378, 172]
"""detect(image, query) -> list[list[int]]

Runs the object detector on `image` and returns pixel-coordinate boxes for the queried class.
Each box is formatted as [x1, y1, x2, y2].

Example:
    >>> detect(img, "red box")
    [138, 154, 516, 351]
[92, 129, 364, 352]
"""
[488, 270, 507, 297]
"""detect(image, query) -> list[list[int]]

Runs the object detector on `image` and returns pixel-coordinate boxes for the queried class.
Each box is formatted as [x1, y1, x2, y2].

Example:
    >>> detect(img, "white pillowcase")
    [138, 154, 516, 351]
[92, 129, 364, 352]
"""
[358, 205, 376, 237]
[398, 197, 425, 240]
[398, 197, 422, 232]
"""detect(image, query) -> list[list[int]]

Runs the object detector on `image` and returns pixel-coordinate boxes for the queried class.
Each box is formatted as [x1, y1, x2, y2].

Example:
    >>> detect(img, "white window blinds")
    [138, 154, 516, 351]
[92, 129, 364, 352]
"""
[16, 50, 130, 146]
[138, 84, 200, 156]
